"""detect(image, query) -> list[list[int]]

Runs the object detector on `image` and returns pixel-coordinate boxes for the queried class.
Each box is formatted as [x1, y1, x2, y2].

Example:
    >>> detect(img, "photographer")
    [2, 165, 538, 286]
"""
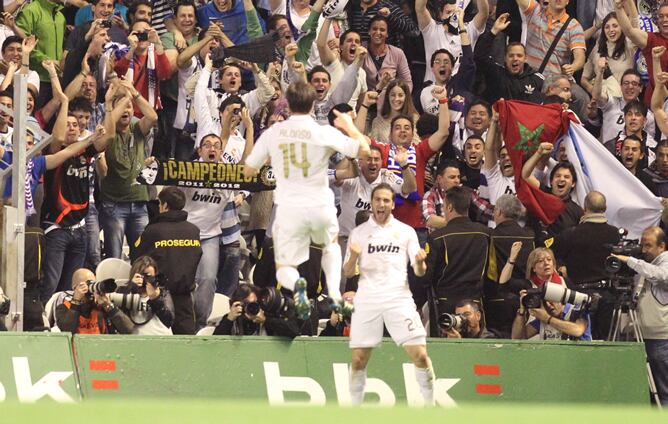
[511, 289, 591, 341]
[55, 268, 133, 334]
[611, 226, 668, 405]
[113, 256, 174, 335]
[213, 284, 300, 338]
[442, 299, 499, 339]
[501, 247, 591, 340]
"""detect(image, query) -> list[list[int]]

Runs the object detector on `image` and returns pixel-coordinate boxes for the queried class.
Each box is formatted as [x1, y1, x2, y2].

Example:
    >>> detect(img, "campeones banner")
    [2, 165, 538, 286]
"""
[136, 160, 276, 191]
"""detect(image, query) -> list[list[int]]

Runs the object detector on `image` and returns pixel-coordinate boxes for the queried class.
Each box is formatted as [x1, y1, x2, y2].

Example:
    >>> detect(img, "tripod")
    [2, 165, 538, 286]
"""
[607, 287, 662, 408]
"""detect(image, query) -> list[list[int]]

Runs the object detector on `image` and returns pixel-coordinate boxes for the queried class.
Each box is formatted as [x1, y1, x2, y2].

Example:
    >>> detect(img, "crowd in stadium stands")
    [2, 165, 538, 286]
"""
[2, 0, 668, 376]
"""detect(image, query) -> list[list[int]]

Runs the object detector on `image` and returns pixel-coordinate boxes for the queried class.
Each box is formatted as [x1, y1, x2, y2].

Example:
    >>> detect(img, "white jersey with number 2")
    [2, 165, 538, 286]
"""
[245, 114, 361, 208]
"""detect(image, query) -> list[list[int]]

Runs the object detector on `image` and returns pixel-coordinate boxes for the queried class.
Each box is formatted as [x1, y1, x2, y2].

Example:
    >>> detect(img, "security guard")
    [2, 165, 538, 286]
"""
[425, 186, 490, 335]
[134, 187, 202, 334]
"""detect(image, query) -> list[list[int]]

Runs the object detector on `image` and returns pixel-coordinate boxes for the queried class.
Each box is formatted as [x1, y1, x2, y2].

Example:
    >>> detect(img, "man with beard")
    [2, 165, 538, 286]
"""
[604, 100, 656, 168]
[334, 145, 415, 249]
[451, 100, 491, 160]
[479, 111, 515, 208]
[317, 24, 367, 109]
[594, 66, 655, 144]
[641, 140, 668, 197]
[474, 12, 544, 104]
[619, 135, 648, 180]
[522, 142, 584, 240]
[99, 79, 158, 260]
[460, 135, 484, 190]
[422, 160, 462, 231]
[343, 183, 434, 406]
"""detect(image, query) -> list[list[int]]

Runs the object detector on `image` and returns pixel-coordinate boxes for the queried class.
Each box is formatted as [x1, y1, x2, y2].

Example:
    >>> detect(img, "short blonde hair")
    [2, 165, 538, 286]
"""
[525, 247, 556, 279]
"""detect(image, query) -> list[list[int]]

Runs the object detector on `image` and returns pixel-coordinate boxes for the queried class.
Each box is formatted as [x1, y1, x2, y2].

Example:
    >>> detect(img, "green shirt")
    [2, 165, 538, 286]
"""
[101, 123, 149, 203]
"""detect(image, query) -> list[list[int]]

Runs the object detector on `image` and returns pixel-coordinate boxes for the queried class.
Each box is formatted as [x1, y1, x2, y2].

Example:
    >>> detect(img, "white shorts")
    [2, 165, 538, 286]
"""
[272, 204, 339, 266]
[349, 298, 427, 348]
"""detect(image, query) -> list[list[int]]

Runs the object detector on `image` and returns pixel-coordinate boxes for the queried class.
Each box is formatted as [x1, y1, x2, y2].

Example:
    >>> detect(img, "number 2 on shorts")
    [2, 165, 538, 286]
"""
[278, 143, 311, 178]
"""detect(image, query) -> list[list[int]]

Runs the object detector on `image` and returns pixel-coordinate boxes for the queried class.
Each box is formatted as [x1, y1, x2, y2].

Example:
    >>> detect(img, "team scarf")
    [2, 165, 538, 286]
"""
[126, 44, 158, 109]
[386, 143, 419, 205]
[530, 272, 563, 287]
[25, 158, 35, 216]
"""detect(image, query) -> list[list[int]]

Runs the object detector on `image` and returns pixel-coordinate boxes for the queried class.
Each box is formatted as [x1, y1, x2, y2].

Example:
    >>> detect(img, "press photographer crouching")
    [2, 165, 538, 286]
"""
[439, 299, 500, 339]
[111, 256, 175, 335]
[55, 269, 133, 334]
[610, 226, 668, 405]
[501, 247, 592, 340]
[213, 284, 300, 338]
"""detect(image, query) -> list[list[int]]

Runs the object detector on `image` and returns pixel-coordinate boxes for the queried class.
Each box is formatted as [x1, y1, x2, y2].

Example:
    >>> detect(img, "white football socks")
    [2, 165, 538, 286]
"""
[321, 242, 342, 302]
[349, 368, 367, 406]
[414, 366, 435, 406]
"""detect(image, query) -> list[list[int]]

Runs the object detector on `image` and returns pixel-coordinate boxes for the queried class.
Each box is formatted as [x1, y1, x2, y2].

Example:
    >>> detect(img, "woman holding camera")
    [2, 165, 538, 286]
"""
[115, 256, 174, 335]
[500, 244, 591, 340]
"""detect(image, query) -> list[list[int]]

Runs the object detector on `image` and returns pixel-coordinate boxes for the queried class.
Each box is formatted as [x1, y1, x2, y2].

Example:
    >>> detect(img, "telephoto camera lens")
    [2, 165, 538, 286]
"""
[438, 313, 464, 331]
[86, 279, 117, 295]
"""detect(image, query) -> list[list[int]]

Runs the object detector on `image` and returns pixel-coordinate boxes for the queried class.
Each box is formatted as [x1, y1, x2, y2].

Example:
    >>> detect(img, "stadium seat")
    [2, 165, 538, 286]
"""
[96, 258, 131, 286]
[196, 326, 216, 336]
[207, 293, 230, 326]
[44, 291, 68, 332]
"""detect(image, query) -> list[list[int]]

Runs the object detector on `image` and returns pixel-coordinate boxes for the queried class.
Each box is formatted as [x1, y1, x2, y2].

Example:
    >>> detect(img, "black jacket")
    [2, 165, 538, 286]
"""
[213, 313, 300, 338]
[553, 220, 621, 283]
[133, 210, 202, 295]
[474, 30, 544, 105]
[488, 220, 536, 282]
[426, 216, 491, 300]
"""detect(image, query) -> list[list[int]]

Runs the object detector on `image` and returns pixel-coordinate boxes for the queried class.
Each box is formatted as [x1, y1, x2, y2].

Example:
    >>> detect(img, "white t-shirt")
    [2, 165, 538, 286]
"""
[0, 126, 13, 152]
[326, 60, 367, 109]
[421, 18, 481, 82]
[245, 114, 360, 207]
[174, 57, 198, 131]
[347, 215, 420, 303]
[480, 162, 515, 205]
[599, 96, 656, 143]
[183, 184, 234, 239]
[335, 168, 403, 237]
[0, 70, 40, 93]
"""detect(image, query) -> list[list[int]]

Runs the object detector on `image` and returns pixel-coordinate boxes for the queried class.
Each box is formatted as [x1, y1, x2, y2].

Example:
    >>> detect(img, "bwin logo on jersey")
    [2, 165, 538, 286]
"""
[368, 243, 400, 254]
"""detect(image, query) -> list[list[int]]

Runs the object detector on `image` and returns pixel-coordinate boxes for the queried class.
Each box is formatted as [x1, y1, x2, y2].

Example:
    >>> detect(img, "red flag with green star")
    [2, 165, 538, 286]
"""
[494, 100, 571, 224]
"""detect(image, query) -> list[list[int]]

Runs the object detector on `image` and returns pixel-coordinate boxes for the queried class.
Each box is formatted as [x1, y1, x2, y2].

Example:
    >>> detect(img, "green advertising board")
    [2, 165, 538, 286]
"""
[72, 336, 649, 405]
[0, 332, 80, 402]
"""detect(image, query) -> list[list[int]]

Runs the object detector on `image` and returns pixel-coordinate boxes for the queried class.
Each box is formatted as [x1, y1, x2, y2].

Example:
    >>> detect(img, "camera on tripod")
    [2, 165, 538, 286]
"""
[604, 229, 642, 278]
[521, 282, 598, 311]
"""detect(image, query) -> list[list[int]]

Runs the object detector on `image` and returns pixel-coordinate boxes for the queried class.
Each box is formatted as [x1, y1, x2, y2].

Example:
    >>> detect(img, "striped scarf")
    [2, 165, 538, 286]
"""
[386, 144, 419, 205]
[25, 158, 35, 216]
[126, 44, 157, 109]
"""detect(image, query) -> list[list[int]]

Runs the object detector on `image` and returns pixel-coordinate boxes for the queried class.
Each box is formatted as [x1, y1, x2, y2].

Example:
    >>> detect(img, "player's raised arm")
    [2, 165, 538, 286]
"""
[333, 110, 371, 158]
[413, 248, 427, 277]
[343, 242, 361, 279]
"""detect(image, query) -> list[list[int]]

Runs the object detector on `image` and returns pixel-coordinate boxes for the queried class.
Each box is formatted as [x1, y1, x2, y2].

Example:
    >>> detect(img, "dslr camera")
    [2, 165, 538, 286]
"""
[240, 287, 295, 318]
[521, 282, 596, 310]
[86, 278, 117, 295]
[109, 293, 150, 312]
[438, 313, 469, 334]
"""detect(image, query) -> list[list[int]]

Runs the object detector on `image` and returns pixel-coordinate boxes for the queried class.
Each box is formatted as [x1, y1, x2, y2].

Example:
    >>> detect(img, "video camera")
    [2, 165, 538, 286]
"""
[86, 279, 117, 295]
[604, 229, 642, 280]
[438, 313, 469, 334]
[521, 282, 598, 310]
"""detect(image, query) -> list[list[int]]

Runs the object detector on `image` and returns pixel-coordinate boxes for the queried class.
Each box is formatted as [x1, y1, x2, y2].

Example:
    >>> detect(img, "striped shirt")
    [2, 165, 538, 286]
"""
[348, 0, 419, 47]
[522, 0, 585, 79]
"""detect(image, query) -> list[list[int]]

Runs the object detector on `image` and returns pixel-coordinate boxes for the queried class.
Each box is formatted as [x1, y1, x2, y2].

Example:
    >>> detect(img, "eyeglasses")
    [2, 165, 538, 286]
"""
[201, 143, 222, 149]
[622, 81, 641, 87]
[433, 59, 451, 65]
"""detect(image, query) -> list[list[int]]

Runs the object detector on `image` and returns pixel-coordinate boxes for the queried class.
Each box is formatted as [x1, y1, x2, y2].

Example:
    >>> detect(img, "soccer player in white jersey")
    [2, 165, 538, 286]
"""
[343, 183, 435, 406]
[243, 80, 370, 318]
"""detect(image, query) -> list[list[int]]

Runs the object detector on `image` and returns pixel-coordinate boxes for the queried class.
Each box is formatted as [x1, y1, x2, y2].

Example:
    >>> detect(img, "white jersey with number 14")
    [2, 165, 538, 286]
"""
[245, 114, 361, 208]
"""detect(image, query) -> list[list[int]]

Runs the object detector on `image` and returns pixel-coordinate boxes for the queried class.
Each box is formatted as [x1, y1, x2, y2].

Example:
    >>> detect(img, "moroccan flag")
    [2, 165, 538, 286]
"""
[494, 100, 570, 224]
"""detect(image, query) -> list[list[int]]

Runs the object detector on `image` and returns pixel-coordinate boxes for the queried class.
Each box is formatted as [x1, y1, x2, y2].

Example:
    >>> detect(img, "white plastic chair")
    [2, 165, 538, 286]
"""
[207, 293, 230, 326]
[95, 258, 132, 283]
[44, 291, 67, 332]
[196, 326, 216, 336]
